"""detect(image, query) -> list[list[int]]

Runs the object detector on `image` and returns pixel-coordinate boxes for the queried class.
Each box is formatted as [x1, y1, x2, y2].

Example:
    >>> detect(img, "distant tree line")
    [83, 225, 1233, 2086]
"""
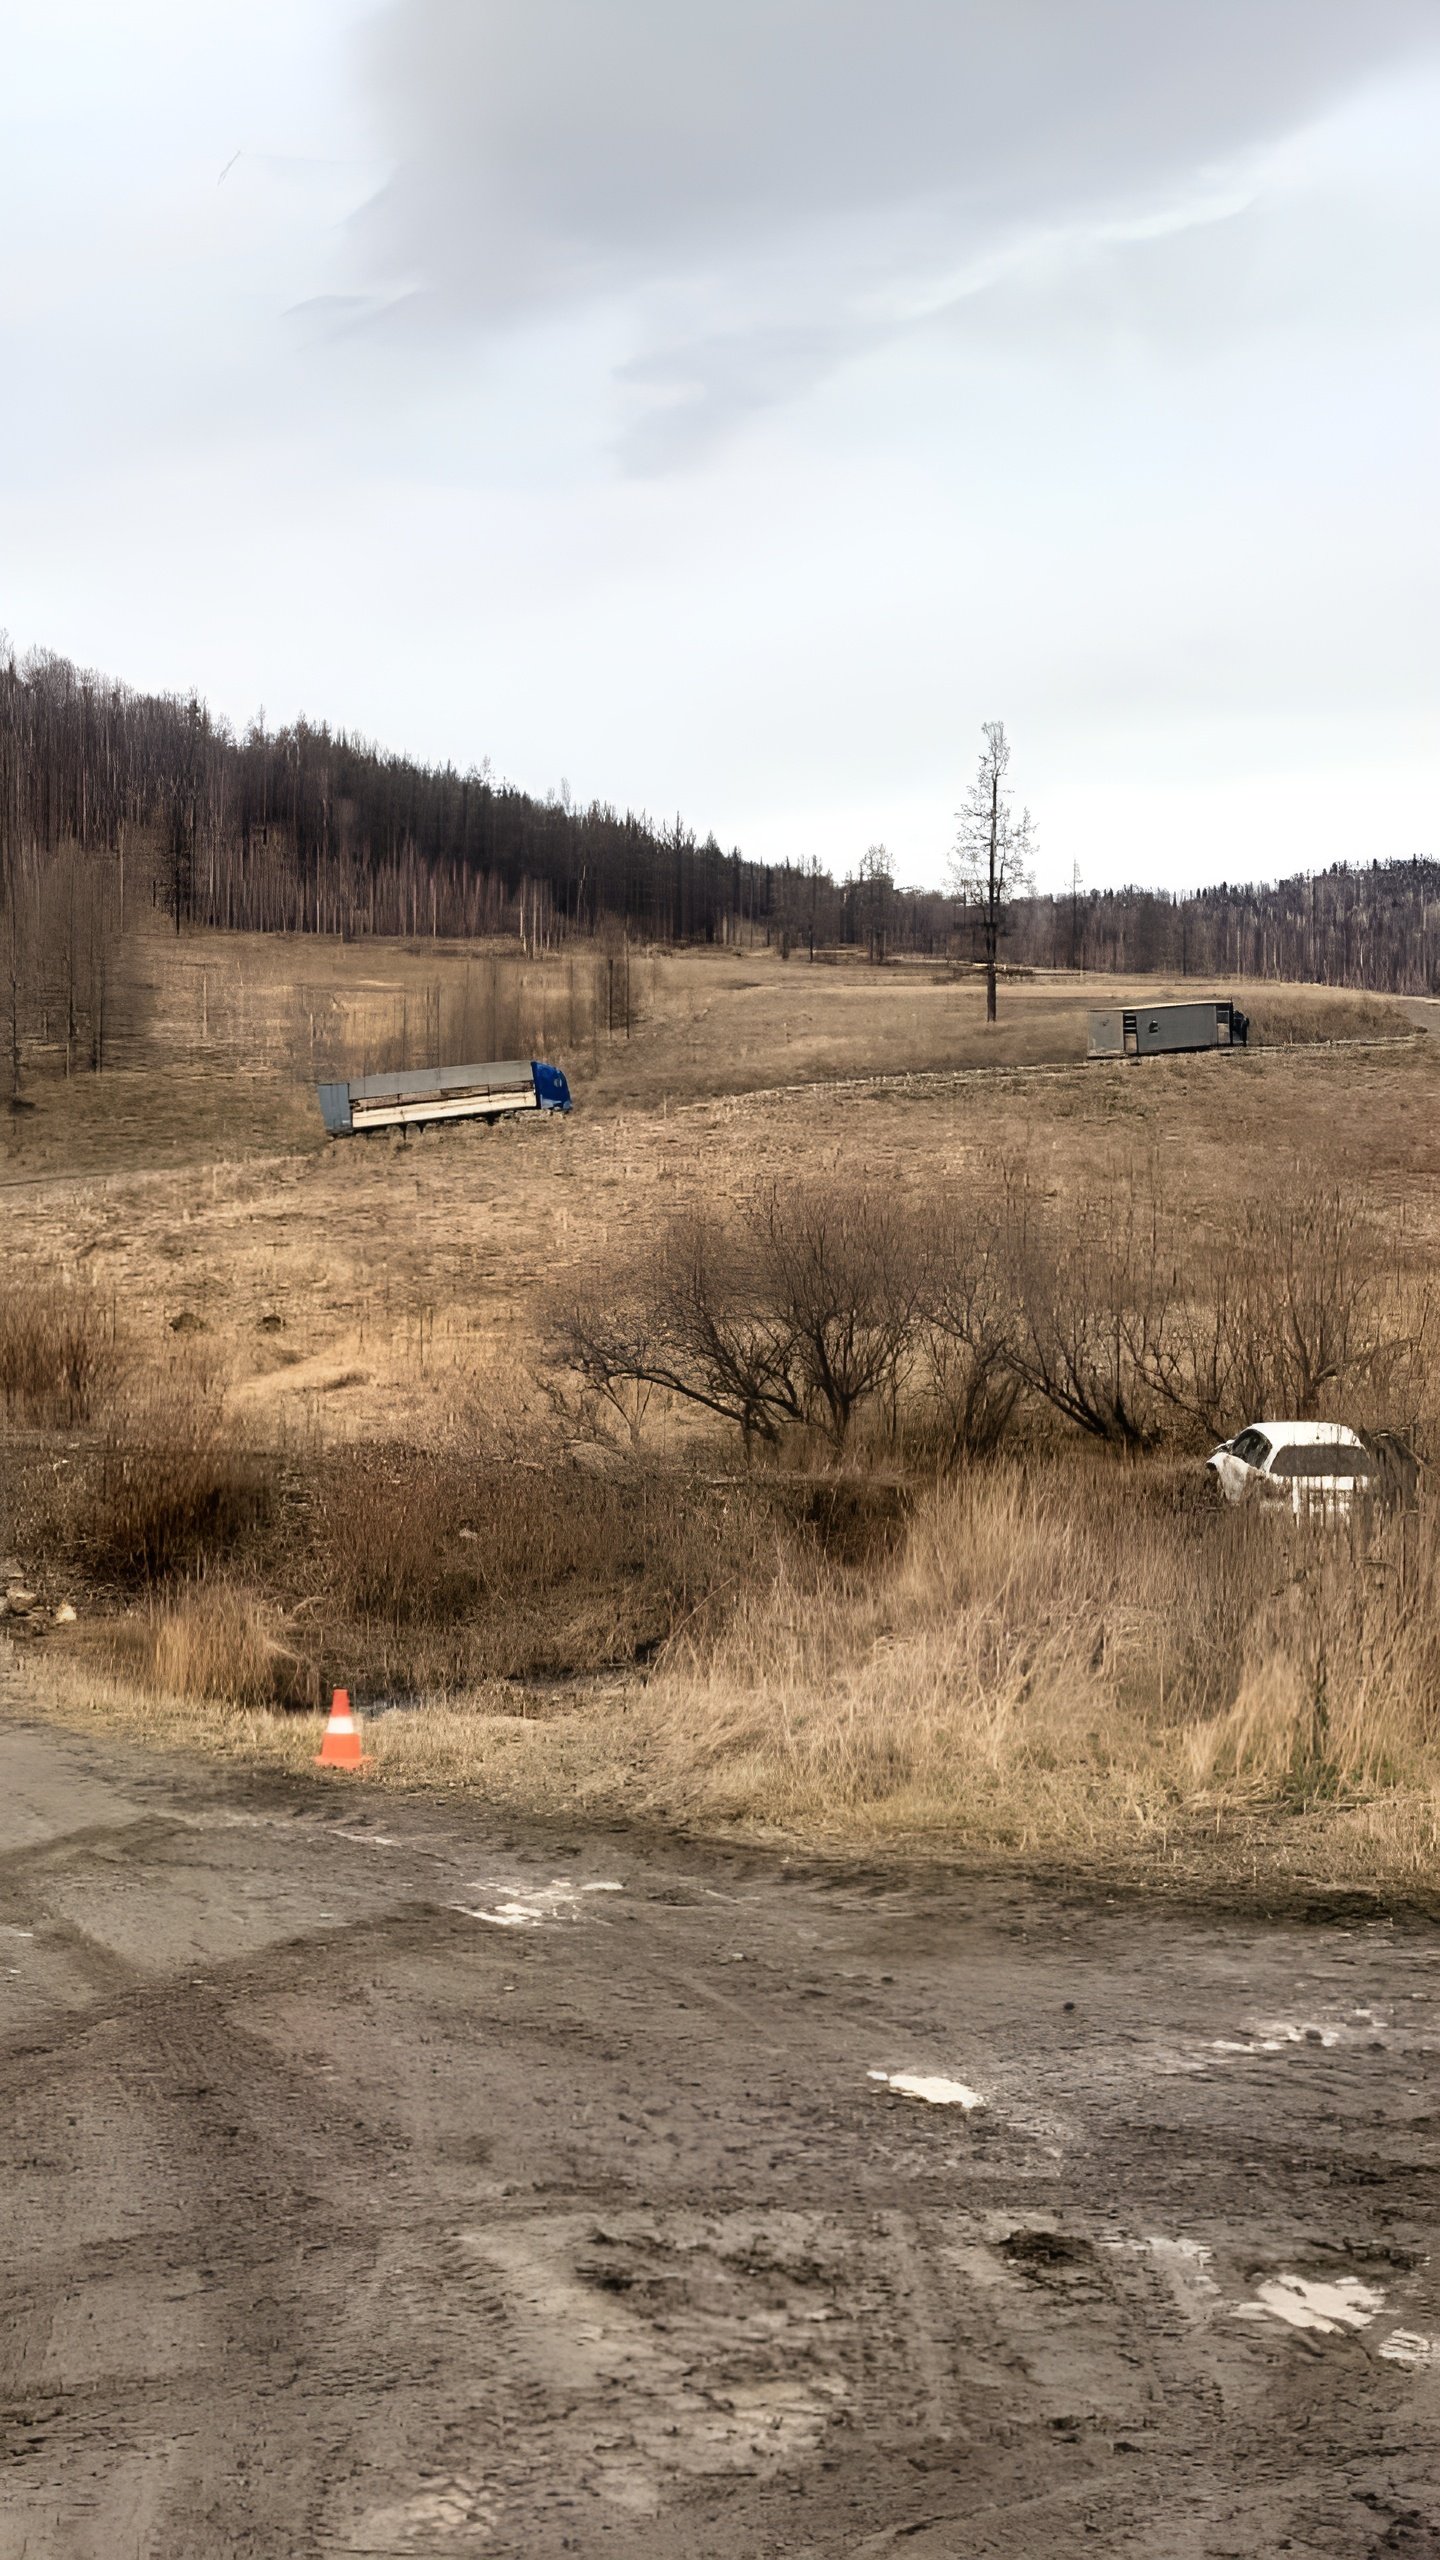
[1011, 861, 1440, 996]
[3, 644, 1435, 1112]
[0, 646, 953, 965]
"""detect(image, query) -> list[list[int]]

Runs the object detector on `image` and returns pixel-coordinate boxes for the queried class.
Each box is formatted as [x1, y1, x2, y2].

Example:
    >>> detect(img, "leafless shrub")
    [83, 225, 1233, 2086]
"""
[539, 1364, 656, 1454]
[558, 1161, 1430, 1470]
[1138, 1186, 1431, 1438]
[301, 1434, 780, 1682]
[912, 1332, 1025, 1465]
[1238, 1187, 1429, 1423]
[959, 1164, 1431, 1453]
[912, 1195, 1024, 1462]
[996, 1172, 1171, 1449]
[558, 1181, 927, 1455]
[757, 1182, 924, 1447]
[557, 1212, 793, 1451]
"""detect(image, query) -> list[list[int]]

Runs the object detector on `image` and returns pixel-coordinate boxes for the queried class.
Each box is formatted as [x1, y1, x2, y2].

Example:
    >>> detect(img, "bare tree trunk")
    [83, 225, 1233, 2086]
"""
[986, 769, 999, 1023]
[63, 854, 78, 1079]
[4, 867, 22, 1111]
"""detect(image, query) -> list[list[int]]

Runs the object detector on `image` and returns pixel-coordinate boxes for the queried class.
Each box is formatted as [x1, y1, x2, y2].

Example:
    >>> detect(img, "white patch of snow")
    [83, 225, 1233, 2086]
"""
[868, 2070, 984, 2110]
[1211, 2021, 1344, 2057]
[1236, 2274, 1384, 2334]
[1379, 2330, 1439, 2368]
[457, 1877, 624, 1929]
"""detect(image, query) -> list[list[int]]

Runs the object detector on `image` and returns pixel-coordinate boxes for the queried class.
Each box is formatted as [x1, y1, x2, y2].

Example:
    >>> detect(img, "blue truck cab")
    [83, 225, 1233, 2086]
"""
[532, 1060, 572, 1111]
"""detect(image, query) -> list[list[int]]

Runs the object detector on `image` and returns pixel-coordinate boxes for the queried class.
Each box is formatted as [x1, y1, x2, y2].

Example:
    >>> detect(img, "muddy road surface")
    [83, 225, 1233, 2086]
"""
[1, 1712, 1438, 2560]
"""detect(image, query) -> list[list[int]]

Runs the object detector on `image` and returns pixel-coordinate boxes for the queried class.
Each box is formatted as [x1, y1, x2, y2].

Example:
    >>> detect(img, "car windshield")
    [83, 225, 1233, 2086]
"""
[1230, 1430, 1271, 1467]
[1269, 1443, 1370, 1480]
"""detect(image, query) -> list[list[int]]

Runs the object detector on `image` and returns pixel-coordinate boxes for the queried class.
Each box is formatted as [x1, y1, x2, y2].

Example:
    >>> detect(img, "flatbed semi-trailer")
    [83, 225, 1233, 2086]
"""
[316, 1058, 572, 1135]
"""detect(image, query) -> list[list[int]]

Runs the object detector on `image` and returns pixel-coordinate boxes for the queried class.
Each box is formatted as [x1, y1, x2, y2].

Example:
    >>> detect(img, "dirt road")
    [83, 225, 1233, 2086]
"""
[2, 1704, 1438, 2559]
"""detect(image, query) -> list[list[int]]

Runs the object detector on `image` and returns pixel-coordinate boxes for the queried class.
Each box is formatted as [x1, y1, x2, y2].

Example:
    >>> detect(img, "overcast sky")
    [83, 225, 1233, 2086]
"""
[3, 1, 1437, 891]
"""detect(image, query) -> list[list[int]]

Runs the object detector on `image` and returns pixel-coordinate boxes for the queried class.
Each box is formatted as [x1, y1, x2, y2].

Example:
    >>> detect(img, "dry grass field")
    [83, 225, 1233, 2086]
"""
[4, 915, 1438, 1897]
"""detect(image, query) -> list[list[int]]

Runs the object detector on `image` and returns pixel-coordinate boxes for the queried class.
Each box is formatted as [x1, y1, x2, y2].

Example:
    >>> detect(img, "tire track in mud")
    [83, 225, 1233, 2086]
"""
[3, 1716, 1440, 2556]
[3, 1970, 353, 2558]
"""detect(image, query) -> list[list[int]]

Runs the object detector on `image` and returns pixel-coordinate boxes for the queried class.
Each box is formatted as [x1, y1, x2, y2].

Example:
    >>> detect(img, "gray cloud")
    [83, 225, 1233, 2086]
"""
[346, 0, 1440, 458]
[615, 316, 893, 471]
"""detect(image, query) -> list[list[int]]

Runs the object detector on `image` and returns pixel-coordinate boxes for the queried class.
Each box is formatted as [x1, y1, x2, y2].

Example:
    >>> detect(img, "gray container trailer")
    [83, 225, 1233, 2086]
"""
[1086, 999, 1248, 1062]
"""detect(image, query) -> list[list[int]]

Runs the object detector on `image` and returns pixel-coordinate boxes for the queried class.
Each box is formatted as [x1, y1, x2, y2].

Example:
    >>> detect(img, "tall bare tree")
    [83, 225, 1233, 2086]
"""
[857, 844, 894, 965]
[950, 721, 1035, 1023]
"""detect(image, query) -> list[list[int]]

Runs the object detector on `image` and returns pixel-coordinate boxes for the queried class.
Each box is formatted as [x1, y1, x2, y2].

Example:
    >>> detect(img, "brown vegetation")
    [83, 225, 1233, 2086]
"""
[8, 1137, 1439, 1891]
[4, 931, 1439, 1892]
[5, 1338, 800, 1706]
[1243, 988, 1400, 1045]
[25, 1456, 1440, 1894]
[563, 1163, 1431, 1460]
[0, 1272, 122, 1425]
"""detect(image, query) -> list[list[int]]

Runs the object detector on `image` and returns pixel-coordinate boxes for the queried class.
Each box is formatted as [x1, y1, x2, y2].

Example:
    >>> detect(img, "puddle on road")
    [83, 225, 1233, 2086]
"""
[867, 2070, 984, 2110]
[461, 2210, 851, 2495]
[1236, 2274, 1385, 2335]
[457, 1879, 625, 1929]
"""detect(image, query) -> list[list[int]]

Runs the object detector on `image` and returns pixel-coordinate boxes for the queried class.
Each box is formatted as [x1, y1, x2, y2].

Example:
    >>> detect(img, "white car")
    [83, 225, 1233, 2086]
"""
[1207, 1422, 1373, 1519]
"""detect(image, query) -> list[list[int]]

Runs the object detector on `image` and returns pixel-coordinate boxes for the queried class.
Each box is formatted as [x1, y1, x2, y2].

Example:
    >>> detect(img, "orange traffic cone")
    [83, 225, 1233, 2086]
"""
[315, 1687, 371, 1770]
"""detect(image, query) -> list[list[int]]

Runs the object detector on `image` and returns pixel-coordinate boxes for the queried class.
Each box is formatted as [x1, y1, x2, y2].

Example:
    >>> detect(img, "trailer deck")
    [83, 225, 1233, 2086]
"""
[316, 1059, 570, 1135]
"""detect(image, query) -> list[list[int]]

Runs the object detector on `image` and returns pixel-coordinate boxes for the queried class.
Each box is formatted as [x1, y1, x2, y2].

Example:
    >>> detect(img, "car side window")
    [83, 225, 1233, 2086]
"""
[1270, 1444, 1369, 1479]
[1231, 1430, 1270, 1467]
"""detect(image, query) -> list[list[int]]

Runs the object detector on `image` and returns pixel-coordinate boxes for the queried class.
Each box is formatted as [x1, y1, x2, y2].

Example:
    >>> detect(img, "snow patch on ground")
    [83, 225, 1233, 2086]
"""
[1379, 2330, 1440, 2368]
[868, 2071, 984, 2110]
[1212, 2020, 1344, 2056]
[458, 1878, 625, 1928]
[1236, 2274, 1384, 2334]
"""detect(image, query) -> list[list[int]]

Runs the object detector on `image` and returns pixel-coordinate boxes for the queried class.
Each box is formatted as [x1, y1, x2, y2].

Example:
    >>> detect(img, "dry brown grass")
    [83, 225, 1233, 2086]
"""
[24, 1460, 1440, 1898]
[101, 1582, 315, 1709]
[0, 1271, 122, 1425]
[5, 928, 1440, 1892]
[2, 919, 1414, 1187]
[11, 1373, 269, 1587]
[10, 1418, 796, 1701]
[1245, 987, 1400, 1046]
[644, 1465, 1440, 1847]
[294, 1436, 778, 1689]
